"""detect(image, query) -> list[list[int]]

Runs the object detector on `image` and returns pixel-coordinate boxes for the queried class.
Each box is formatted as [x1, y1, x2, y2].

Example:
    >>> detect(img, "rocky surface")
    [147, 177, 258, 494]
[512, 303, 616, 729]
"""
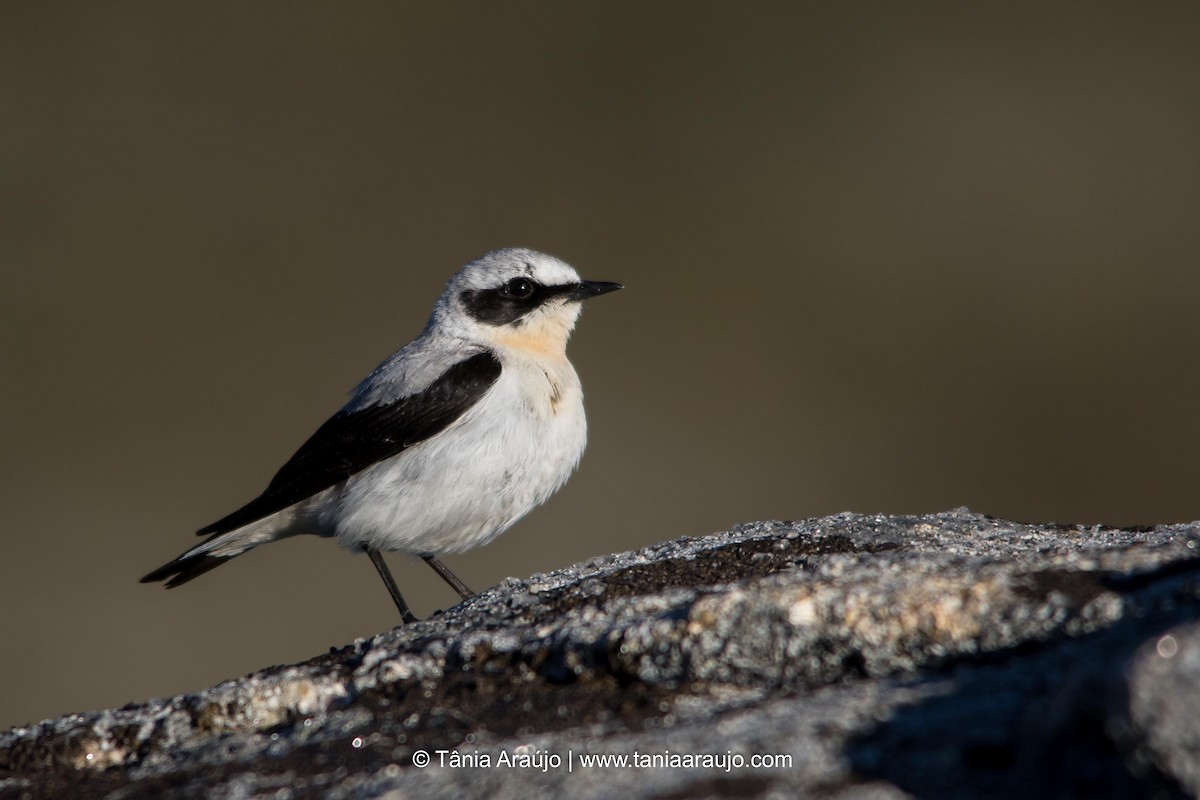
[3, 509, 1200, 799]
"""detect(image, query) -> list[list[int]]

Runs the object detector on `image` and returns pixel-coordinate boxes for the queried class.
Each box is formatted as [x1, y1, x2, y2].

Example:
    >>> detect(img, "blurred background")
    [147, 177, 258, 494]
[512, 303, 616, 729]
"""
[3, 2, 1200, 731]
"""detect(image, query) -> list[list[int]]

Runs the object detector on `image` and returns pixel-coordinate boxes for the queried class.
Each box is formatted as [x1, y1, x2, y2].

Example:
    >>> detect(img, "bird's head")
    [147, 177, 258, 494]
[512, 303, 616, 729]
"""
[433, 248, 622, 359]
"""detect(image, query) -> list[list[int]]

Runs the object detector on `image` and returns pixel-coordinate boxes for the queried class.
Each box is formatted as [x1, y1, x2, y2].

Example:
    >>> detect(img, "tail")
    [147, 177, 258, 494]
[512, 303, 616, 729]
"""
[140, 551, 232, 588]
[140, 517, 291, 588]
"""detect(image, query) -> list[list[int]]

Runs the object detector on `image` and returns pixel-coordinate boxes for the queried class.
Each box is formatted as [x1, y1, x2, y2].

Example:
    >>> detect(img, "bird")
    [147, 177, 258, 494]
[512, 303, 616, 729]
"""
[141, 248, 622, 622]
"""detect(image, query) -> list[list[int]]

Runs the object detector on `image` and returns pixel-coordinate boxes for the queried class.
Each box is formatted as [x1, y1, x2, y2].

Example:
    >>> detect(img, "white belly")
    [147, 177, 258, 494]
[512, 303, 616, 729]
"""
[318, 359, 587, 554]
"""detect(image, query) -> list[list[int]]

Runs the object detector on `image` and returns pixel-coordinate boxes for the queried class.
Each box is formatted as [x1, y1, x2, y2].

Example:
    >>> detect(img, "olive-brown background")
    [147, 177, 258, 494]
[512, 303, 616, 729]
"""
[4, 3, 1200, 731]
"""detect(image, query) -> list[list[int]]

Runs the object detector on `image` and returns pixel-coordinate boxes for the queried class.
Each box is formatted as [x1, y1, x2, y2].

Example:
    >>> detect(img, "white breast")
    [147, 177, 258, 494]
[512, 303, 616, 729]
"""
[325, 355, 587, 554]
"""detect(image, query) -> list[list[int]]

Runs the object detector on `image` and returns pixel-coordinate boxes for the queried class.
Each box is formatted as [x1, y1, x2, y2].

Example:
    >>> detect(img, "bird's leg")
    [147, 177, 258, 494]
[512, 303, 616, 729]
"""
[420, 553, 475, 600]
[364, 547, 418, 623]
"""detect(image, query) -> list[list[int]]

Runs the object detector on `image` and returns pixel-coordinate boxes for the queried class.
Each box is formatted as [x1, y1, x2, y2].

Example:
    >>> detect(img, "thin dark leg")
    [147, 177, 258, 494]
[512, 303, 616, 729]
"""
[364, 547, 418, 623]
[420, 554, 474, 600]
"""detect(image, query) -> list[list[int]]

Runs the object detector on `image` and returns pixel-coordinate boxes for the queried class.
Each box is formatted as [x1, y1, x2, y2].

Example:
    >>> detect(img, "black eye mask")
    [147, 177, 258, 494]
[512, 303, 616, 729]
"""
[460, 280, 619, 326]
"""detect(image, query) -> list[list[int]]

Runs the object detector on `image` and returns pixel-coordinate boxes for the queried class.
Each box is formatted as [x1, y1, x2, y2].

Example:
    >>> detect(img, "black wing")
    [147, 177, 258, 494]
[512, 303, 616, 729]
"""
[197, 351, 502, 536]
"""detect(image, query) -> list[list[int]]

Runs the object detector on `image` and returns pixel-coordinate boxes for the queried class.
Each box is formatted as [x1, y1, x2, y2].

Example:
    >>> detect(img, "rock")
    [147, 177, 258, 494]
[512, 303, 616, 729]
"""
[2, 509, 1200, 799]
[1122, 620, 1200, 796]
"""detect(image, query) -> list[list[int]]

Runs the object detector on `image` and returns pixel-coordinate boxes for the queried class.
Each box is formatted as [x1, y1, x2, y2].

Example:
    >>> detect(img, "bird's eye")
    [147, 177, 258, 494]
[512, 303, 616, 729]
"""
[503, 278, 536, 299]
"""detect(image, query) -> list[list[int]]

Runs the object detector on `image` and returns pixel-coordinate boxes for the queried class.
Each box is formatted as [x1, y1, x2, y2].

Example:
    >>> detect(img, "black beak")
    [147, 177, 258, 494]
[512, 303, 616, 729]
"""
[568, 281, 623, 301]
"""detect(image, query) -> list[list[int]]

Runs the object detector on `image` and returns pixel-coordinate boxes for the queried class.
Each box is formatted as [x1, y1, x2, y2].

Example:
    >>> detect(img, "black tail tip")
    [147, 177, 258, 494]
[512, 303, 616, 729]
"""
[140, 554, 231, 588]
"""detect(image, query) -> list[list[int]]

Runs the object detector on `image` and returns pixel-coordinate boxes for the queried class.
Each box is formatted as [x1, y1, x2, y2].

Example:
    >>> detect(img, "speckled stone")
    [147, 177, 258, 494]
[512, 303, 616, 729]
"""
[2, 510, 1199, 799]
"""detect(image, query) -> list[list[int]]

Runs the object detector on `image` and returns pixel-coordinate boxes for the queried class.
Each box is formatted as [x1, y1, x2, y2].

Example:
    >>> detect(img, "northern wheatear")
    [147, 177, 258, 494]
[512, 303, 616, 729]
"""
[141, 248, 622, 622]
